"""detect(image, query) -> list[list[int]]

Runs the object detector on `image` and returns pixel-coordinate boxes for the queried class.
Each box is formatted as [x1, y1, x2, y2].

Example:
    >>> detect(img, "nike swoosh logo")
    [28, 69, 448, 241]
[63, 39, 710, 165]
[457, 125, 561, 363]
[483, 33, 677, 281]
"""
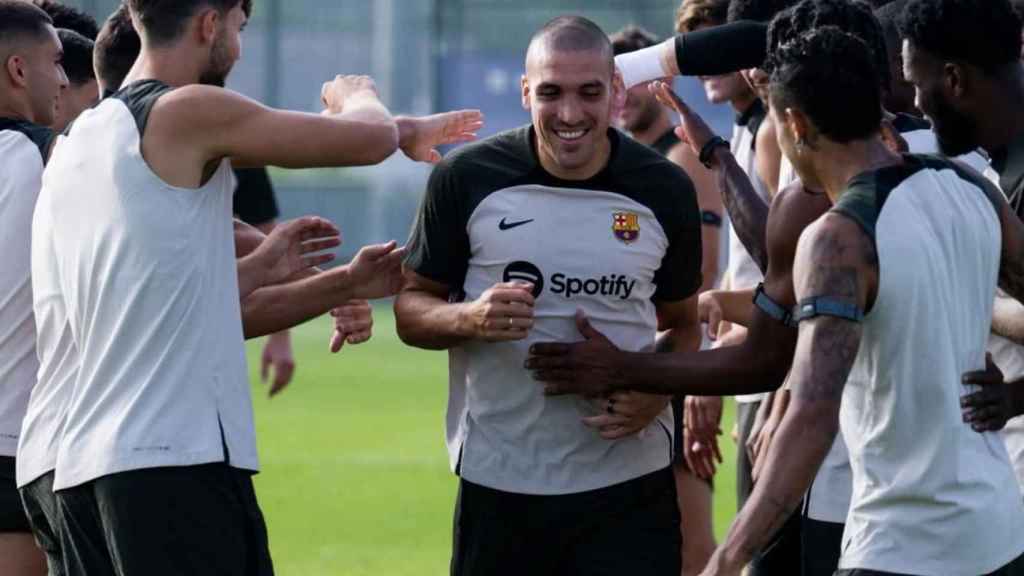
[499, 217, 534, 231]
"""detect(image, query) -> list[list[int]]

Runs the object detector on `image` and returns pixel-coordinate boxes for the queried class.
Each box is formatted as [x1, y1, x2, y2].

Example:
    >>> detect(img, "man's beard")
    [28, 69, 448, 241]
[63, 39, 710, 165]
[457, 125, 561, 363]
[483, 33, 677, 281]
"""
[930, 93, 978, 157]
[625, 101, 661, 135]
[199, 35, 232, 87]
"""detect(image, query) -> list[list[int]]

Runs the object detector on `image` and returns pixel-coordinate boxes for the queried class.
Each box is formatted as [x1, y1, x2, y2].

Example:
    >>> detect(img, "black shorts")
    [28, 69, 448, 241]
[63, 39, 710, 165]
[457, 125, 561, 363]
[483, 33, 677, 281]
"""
[20, 471, 63, 576]
[801, 516, 843, 576]
[56, 463, 273, 576]
[451, 467, 681, 576]
[0, 456, 31, 533]
[834, 552, 1024, 576]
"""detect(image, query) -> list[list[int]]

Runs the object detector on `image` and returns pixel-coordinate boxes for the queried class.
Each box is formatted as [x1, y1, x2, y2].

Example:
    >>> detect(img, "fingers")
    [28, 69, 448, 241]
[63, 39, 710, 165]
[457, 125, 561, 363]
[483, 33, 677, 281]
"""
[260, 353, 270, 383]
[529, 343, 571, 357]
[357, 240, 400, 261]
[599, 424, 644, 440]
[575, 309, 610, 342]
[524, 354, 570, 372]
[300, 253, 336, 269]
[707, 304, 723, 340]
[582, 413, 631, 429]
[269, 360, 294, 397]
[329, 329, 346, 353]
[299, 238, 342, 254]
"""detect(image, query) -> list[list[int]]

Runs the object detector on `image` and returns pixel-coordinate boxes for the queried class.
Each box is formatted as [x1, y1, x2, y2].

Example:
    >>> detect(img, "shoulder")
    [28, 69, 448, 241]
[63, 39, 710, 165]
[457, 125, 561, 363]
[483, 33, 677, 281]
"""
[797, 212, 877, 276]
[768, 182, 832, 260]
[0, 119, 55, 164]
[442, 125, 532, 175]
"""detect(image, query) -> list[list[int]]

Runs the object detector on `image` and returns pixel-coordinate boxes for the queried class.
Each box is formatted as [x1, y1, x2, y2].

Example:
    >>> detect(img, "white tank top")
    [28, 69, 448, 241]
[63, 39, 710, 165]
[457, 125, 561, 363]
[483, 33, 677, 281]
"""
[728, 101, 771, 404]
[0, 119, 53, 457]
[40, 80, 256, 490]
[834, 155, 1024, 575]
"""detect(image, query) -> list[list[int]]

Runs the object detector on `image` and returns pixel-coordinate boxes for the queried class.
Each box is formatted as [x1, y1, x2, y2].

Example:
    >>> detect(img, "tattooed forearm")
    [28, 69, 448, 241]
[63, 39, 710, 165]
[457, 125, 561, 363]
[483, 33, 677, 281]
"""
[716, 150, 770, 272]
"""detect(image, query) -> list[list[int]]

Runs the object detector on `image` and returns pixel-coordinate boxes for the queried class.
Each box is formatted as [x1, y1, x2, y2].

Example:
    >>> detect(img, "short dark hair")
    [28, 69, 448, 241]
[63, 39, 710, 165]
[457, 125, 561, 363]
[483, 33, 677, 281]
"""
[610, 25, 659, 56]
[676, 0, 730, 33]
[898, 0, 1022, 74]
[727, 0, 798, 23]
[94, 3, 140, 92]
[528, 16, 613, 66]
[0, 1, 53, 47]
[127, 0, 252, 45]
[766, 0, 892, 91]
[33, 0, 99, 40]
[769, 26, 883, 143]
[874, 0, 908, 51]
[58, 29, 95, 86]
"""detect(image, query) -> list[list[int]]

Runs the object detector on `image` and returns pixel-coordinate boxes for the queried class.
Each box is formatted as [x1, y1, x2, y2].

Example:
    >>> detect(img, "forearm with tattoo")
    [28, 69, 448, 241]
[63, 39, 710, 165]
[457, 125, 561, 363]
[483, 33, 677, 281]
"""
[713, 147, 770, 272]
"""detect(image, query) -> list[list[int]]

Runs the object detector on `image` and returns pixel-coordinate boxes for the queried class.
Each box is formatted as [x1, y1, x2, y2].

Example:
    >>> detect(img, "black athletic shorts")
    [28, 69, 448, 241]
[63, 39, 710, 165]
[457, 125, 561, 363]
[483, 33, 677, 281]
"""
[801, 516, 843, 576]
[451, 467, 681, 576]
[0, 456, 31, 533]
[56, 463, 273, 576]
[834, 552, 1024, 576]
[20, 471, 64, 576]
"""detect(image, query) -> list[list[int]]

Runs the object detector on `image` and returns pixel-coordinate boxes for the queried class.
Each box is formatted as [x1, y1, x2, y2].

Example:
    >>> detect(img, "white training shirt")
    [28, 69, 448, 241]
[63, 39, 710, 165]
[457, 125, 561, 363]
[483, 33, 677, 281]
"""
[0, 119, 54, 458]
[42, 80, 256, 491]
[728, 101, 772, 404]
[834, 154, 1024, 575]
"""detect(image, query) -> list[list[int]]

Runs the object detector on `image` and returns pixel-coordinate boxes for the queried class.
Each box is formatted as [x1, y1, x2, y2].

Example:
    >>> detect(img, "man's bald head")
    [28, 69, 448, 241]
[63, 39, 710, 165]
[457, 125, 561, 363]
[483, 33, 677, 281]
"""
[0, 1, 54, 54]
[526, 16, 614, 73]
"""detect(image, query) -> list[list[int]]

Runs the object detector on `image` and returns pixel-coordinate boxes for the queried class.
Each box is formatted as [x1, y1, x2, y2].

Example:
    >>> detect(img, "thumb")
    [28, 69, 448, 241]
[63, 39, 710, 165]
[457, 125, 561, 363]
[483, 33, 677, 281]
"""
[708, 305, 723, 340]
[575, 309, 600, 340]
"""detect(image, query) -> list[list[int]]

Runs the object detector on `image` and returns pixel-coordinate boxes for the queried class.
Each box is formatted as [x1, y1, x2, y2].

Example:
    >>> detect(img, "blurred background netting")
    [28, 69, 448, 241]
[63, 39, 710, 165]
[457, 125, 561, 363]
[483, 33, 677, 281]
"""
[65, 0, 733, 258]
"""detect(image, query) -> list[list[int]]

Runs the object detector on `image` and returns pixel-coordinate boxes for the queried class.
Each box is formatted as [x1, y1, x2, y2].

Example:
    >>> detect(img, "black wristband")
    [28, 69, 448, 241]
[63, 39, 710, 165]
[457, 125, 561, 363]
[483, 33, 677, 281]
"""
[699, 136, 729, 169]
[753, 283, 796, 328]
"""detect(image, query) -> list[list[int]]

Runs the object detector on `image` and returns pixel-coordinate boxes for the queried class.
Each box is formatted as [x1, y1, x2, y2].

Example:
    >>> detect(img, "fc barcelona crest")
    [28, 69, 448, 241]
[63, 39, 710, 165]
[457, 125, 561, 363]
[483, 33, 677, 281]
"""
[612, 212, 640, 244]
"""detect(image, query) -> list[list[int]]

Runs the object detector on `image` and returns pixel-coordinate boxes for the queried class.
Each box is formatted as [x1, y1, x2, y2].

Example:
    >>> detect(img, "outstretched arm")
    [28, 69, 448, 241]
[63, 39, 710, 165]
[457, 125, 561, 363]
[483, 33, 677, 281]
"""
[653, 81, 770, 272]
[700, 213, 875, 576]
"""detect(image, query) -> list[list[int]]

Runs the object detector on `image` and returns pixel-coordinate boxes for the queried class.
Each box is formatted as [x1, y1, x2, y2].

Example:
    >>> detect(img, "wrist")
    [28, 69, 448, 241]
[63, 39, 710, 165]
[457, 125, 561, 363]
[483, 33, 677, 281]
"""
[395, 116, 415, 148]
[699, 136, 729, 169]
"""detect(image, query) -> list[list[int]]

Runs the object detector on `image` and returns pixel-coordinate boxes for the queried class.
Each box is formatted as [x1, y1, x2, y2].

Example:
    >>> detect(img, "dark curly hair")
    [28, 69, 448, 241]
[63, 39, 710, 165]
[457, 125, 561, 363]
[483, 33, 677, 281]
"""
[610, 25, 659, 56]
[765, 0, 891, 91]
[769, 26, 882, 143]
[897, 0, 1021, 74]
[727, 0, 798, 23]
[33, 0, 98, 40]
[128, 0, 252, 45]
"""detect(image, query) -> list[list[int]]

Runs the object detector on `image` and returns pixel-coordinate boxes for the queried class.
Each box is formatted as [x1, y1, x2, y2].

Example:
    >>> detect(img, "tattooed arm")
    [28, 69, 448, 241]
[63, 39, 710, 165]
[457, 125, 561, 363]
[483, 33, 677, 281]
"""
[700, 213, 876, 576]
[653, 82, 770, 273]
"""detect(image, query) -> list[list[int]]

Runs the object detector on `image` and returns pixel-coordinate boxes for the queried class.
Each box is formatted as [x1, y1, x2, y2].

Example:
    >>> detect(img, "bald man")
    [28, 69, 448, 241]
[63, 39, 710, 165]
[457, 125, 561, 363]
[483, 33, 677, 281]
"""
[395, 15, 704, 576]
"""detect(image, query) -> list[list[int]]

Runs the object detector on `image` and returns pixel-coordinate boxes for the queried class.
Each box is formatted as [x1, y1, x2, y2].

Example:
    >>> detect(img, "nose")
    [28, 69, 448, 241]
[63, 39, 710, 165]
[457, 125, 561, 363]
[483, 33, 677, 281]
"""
[557, 95, 583, 125]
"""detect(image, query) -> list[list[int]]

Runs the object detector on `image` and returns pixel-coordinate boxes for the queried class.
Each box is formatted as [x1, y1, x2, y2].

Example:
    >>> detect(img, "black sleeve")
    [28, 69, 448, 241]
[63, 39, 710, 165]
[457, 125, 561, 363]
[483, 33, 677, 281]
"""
[674, 20, 769, 76]
[404, 159, 471, 293]
[654, 173, 704, 302]
[232, 167, 281, 227]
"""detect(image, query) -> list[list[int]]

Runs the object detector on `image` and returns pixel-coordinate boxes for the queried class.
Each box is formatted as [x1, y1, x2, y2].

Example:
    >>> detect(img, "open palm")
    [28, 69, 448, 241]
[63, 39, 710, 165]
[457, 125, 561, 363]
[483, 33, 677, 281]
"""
[400, 110, 484, 163]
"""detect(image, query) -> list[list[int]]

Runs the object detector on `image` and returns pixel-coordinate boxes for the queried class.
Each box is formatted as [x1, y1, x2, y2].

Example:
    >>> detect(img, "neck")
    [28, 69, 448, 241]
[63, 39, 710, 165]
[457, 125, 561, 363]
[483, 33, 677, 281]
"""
[815, 135, 901, 204]
[0, 90, 37, 124]
[976, 70, 1024, 154]
[124, 45, 205, 89]
[730, 90, 757, 115]
[631, 111, 673, 146]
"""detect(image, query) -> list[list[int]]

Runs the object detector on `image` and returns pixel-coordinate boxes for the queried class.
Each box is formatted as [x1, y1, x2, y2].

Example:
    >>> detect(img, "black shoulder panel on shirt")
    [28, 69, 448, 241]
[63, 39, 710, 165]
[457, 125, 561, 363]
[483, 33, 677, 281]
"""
[832, 154, 927, 241]
[0, 118, 56, 165]
[890, 113, 931, 134]
[113, 79, 174, 138]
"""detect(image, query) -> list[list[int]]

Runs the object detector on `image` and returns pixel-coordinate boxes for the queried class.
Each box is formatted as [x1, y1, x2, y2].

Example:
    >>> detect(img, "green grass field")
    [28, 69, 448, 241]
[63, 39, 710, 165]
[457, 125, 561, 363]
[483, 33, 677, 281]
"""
[247, 308, 738, 575]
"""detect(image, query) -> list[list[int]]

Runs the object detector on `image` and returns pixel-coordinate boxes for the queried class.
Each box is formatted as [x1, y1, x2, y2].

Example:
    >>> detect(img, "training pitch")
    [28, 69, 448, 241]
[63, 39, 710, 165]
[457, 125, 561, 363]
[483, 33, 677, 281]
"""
[246, 307, 738, 575]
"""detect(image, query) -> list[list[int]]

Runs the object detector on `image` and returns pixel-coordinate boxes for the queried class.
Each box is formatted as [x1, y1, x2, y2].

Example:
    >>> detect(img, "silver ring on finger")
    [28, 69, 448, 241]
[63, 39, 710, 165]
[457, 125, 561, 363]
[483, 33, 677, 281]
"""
[507, 316, 514, 330]
[606, 398, 616, 415]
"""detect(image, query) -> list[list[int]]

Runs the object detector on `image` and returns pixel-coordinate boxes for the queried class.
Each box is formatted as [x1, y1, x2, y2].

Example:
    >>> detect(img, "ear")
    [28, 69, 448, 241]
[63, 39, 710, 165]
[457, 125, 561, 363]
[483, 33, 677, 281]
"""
[197, 8, 221, 46]
[611, 69, 626, 112]
[5, 54, 29, 89]
[521, 74, 530, 111]
[783, 106, 811, 146]
[943, 62, 967, 99]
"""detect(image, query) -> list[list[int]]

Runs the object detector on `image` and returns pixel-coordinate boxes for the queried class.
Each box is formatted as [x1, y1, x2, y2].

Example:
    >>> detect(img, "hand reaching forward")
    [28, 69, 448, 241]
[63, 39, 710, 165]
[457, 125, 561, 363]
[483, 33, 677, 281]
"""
[651, 80, 719, 158]
[329, 300, 374, 353]
[252, 216, 341, 287]
[346, 241, 407, 300]
[526, 311, 625, 397]
[398, 110, 484, 164]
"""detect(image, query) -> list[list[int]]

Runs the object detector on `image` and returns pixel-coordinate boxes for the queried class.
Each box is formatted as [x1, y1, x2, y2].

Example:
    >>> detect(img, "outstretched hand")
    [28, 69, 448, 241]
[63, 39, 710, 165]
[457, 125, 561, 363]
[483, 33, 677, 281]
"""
[961, 353, 1015, 432]
[329, 300, 374, 352]
[650, 80, 718, 158]
[526, 310, 624, 397]
[398, 110, 484, 164]
[347, 241, 407, 300]
[254, 216, 341, 286]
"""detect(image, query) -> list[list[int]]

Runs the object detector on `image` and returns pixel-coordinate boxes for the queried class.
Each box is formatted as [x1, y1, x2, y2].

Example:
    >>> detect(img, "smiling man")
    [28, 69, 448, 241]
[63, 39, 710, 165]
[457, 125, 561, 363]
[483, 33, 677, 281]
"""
[395, 15, 704, 576]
